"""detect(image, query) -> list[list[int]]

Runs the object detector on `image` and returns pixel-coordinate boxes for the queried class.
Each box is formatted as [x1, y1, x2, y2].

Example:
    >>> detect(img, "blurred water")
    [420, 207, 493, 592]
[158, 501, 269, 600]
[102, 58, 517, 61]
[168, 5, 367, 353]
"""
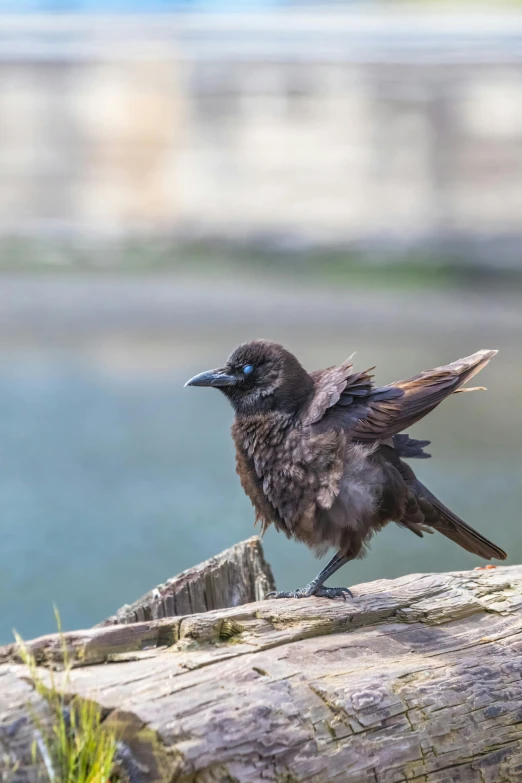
[0, 276, 521, 644]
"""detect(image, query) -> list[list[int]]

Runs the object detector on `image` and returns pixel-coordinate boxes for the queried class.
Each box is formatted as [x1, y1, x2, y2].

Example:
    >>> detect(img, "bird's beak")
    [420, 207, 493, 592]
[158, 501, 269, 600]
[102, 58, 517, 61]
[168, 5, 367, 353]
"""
[184, 368, 238, 388]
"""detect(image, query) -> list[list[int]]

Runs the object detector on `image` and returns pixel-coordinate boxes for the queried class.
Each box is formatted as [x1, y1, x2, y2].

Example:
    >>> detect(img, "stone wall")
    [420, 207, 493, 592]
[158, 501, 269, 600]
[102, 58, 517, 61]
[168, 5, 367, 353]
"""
[1, 13, 522, 261]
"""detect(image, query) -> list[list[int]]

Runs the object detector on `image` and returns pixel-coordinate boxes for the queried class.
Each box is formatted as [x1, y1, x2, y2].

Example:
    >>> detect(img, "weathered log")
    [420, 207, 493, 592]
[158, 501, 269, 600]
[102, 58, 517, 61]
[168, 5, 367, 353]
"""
[3, 564, 522, 782]
[99, 536, 275, 625]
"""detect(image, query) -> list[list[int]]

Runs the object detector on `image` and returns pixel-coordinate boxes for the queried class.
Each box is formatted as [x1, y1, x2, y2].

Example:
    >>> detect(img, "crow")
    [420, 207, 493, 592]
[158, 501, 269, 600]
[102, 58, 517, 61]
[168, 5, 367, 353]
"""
[185, 341, 506, 599]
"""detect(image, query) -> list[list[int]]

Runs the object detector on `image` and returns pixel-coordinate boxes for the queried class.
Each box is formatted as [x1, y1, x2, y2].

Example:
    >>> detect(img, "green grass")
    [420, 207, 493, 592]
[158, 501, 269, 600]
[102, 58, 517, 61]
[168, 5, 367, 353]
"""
[0, 236, 464, 287]
[0, 236, 519, 292]
[14, 611, 117, 783]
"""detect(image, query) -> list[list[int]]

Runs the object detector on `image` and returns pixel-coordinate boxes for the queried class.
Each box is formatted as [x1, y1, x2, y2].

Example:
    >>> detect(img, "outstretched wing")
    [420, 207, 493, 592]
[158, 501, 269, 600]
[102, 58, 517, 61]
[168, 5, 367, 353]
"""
[304, 356, 375, 426]
[305, 350, 497, 442]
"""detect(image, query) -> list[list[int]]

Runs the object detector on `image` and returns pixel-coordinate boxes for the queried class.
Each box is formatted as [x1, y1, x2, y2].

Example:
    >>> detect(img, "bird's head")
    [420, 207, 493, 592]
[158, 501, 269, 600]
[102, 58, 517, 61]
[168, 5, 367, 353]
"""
[184, 340, 313, 416]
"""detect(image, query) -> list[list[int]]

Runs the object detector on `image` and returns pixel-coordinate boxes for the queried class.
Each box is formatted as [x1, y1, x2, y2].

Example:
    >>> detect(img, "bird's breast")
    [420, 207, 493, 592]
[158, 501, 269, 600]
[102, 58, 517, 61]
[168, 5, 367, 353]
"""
[231, 415, 347, 534]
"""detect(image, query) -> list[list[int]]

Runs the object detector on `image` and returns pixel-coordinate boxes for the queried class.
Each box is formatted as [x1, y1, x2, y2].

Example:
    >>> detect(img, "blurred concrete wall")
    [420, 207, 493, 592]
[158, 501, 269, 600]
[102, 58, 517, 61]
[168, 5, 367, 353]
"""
[2, 13, 522, 262]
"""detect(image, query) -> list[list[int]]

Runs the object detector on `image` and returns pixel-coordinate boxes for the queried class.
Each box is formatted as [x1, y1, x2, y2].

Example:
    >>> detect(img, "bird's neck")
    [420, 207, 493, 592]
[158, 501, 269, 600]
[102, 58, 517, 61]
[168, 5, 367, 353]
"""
[232, 411, 295, 460]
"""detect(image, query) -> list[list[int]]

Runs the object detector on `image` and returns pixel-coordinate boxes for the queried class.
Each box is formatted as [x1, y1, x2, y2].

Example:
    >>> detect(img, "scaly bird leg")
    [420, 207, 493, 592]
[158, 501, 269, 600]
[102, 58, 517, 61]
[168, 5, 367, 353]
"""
[266, 552, 353, 600]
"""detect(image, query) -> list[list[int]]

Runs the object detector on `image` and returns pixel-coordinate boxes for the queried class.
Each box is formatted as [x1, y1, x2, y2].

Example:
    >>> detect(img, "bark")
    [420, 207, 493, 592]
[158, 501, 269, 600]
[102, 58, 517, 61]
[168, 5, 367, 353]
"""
[2, 562, 522, 783]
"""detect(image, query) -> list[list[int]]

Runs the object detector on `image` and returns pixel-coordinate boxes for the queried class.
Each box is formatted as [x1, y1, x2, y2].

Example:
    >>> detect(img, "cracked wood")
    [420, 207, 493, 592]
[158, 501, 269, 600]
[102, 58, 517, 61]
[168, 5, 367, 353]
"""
[3, 565, 522, 782]
[99, 536, 276, 625]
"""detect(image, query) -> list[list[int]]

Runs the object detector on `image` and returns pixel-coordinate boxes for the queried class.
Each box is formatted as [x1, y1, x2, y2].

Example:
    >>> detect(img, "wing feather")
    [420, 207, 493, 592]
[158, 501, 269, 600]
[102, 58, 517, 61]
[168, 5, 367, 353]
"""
[305, 350, 497, 442]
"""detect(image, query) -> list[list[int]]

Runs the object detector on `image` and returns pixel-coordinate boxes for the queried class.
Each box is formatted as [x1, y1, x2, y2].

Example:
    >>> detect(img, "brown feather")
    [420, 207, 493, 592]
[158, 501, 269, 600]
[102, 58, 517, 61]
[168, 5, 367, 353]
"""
[187, 340, 506, 568]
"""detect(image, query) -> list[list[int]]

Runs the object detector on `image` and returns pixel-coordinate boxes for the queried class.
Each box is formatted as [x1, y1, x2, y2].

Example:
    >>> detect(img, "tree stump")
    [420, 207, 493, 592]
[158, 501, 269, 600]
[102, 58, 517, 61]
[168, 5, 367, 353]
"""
[2, 555, 522, 782]
[99, 536, 276, 625]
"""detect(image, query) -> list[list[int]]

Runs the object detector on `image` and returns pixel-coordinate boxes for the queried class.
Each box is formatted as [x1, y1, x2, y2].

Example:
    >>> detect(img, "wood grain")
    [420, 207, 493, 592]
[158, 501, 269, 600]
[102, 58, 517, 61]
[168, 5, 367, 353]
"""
[3, 564, 522, 782]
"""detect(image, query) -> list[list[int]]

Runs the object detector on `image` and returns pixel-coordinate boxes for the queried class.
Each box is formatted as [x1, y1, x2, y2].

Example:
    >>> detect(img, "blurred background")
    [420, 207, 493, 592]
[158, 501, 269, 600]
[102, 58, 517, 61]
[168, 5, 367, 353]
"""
[1, 1, 521, 644]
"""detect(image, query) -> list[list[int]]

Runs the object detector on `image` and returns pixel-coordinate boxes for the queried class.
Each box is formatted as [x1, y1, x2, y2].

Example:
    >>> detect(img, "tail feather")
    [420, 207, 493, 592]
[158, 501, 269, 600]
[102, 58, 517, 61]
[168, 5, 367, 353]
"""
[415, 481, 507, 561]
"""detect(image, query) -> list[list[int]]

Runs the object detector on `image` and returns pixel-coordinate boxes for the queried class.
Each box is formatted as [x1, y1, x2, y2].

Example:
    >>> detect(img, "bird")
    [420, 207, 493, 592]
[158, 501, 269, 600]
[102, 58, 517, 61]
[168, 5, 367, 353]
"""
[185, 340, 506, 599]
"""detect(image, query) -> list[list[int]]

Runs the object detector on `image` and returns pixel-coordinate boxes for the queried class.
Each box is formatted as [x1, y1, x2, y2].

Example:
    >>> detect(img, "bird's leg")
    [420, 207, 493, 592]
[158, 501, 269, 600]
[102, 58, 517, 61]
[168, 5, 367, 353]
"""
[302, 553, 352, 599]
[266, 552, 353, 600]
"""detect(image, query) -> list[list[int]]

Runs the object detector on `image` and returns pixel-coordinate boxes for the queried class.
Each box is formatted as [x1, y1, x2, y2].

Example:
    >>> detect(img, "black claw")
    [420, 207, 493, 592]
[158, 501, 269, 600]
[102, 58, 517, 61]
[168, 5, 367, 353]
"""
[314, 586, 353, 600]
[265, 586, 353, 600]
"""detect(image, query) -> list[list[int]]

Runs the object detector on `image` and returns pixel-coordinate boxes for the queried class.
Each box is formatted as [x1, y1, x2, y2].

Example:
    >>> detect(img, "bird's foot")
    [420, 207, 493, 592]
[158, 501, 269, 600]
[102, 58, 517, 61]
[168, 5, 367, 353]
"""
[313, 586, 353, 600]
[265, 584, 353, 600]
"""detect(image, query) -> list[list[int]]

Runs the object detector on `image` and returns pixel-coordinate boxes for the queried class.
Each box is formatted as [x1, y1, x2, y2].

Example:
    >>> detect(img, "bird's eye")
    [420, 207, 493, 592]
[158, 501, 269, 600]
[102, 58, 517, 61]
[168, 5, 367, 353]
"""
[243, 364, 254, 375]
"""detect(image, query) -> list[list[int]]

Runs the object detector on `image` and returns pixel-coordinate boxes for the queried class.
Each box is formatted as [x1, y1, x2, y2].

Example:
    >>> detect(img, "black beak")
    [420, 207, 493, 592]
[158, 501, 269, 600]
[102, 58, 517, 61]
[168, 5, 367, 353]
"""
[184, 368, 238, 388]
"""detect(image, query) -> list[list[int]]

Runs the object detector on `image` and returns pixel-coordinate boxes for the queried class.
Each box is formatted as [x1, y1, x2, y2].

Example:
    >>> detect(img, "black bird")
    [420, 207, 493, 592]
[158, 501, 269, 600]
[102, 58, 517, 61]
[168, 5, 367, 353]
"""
[185, 341, 506, 599]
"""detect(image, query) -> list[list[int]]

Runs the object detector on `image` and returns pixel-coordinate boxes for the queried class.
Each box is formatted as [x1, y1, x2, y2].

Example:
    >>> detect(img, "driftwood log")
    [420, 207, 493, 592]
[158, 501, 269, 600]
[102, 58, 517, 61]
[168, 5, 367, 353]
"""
[2, 545, 522, 782]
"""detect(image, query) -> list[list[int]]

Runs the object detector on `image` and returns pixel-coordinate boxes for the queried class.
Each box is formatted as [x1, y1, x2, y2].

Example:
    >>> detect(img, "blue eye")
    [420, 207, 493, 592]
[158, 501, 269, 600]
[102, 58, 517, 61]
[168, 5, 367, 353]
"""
[243, 364, 254, 375]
